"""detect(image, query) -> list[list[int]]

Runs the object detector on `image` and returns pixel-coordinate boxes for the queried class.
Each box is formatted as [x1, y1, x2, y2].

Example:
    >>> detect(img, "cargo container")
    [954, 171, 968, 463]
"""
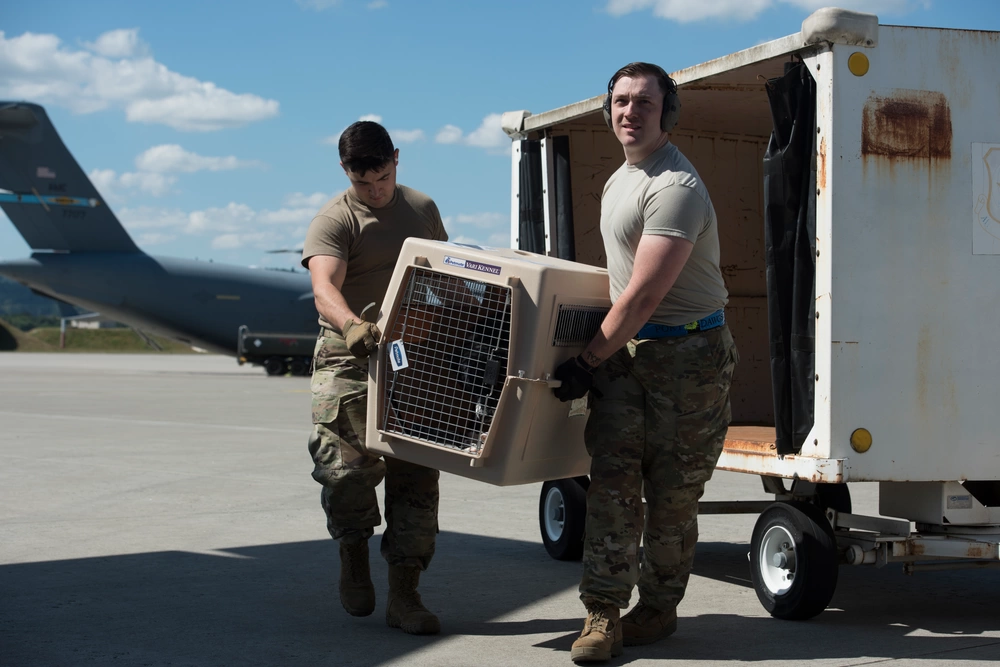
[494, 7, 1000, 618]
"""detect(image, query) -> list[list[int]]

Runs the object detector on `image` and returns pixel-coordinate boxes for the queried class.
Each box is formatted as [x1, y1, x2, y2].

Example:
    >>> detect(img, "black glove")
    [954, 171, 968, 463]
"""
[553, 354, 596, 402]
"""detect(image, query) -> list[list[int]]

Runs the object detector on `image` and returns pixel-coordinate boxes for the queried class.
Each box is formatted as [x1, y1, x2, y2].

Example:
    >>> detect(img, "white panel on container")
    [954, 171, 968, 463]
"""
[973, 142, 1000, 255]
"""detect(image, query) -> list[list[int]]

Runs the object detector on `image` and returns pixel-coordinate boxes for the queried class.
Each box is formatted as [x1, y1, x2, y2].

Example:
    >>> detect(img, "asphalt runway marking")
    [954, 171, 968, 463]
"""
[0, 410, 304, 435]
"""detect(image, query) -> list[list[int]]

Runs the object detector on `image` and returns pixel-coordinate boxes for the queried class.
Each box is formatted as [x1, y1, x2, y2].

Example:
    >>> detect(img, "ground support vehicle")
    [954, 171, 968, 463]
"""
[504, 7, 1000, 619]
[237, 325, 314, 376]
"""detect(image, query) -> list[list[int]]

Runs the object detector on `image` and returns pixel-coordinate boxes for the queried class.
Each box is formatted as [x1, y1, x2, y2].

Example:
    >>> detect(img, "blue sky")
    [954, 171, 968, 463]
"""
[2, 0, 997, 271]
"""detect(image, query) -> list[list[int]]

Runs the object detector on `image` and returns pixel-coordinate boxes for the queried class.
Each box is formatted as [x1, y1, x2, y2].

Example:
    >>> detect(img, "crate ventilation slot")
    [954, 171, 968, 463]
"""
[552, 305, 609, 347]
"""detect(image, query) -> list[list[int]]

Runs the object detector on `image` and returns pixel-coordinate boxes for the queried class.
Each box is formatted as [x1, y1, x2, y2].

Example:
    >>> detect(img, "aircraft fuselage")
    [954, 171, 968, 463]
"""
[0, 252, 318, 355]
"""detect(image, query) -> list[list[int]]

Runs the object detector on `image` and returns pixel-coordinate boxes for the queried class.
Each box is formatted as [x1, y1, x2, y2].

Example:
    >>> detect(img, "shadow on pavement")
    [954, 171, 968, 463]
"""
[3, 537, 1000, 665]
[0, 530, 580, 666]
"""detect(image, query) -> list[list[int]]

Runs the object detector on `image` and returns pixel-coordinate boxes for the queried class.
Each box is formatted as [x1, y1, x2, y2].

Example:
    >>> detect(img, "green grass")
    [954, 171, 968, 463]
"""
[0, 319, 58, 352]
[0, 320, 198, 353]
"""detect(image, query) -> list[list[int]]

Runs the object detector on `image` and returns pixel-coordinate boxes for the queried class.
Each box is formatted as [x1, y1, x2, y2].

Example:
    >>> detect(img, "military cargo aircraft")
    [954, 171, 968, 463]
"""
[0, 101, 318, 375]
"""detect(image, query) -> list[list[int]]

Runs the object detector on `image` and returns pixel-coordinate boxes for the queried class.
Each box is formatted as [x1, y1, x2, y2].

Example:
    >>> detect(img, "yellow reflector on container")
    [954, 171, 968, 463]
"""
[848, 52, 870, 77]
[850, 428, 873, 453]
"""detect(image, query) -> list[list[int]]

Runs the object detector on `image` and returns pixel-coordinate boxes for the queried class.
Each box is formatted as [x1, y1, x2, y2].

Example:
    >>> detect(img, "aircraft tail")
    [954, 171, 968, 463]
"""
[0, 102, 139, 253]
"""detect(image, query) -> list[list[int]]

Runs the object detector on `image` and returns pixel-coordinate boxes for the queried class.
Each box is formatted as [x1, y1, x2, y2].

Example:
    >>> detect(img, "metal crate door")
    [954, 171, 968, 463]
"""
[380, 267, 511, 454]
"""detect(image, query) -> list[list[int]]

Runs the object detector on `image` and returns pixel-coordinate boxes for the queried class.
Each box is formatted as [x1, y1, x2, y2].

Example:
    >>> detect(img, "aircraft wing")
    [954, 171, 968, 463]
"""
[0, 102, 139, 253]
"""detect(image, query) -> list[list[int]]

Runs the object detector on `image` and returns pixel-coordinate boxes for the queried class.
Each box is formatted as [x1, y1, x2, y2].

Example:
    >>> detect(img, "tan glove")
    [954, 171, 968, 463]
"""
[342, 318, 381, 359]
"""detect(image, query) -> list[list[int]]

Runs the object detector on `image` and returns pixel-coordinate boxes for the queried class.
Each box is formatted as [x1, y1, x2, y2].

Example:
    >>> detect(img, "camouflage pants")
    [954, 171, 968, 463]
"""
[308, 331, 439, 570]
[580, 325, 738, 610]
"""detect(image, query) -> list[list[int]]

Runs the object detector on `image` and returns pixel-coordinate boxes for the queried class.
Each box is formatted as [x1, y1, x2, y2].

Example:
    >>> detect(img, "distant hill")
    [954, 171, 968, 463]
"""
[0, 318, 58, 352]
[0, 275, 86, 318]
[0, 318, 197, 353]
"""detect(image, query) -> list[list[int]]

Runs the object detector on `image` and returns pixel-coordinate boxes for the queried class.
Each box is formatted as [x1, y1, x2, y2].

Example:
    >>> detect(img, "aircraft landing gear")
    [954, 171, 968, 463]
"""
[263, 356, 287, 376]
[288, 358, 311, 376]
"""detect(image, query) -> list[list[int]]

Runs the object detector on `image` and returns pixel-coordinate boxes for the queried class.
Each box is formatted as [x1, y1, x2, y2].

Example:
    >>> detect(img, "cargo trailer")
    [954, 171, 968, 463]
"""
[497, 6, 1000, 619]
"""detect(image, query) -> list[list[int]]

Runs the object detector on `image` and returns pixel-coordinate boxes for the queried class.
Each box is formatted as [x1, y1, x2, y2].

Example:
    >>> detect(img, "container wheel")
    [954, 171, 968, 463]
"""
[539, 478, 588, 561]
[263, 357, 287, 376]
[750, 501, 838, 620]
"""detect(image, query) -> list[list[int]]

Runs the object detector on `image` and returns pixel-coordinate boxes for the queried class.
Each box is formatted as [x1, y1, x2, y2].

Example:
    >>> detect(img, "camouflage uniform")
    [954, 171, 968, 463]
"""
[580, 325, 738, 610]
[308, 330, 439, 569]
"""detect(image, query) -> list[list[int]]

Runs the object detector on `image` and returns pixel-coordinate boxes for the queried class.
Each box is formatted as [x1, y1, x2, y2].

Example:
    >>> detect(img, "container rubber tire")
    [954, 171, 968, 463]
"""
[539, 478, 588, 561]
[750, 500, 838, 620]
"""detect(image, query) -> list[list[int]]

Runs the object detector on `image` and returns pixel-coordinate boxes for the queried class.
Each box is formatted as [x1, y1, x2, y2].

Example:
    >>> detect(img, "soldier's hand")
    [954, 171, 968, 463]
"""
[342, 319, 381, 359]
[552, 354, 595, 402]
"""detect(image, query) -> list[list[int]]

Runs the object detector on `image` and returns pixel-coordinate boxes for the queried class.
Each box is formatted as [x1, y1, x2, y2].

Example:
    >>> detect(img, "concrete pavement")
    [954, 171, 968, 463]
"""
[1, 353, 998, 666]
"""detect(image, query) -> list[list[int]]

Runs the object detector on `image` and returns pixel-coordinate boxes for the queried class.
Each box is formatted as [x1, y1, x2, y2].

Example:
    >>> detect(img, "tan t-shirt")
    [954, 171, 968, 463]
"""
[301, 184, 448, 329]
[601, 142, 728, 326]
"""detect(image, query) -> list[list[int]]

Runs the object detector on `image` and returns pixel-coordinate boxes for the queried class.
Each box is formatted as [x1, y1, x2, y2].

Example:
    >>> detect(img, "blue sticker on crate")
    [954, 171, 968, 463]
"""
[389, 340, 409, 371]
[443, 255, 501, 276]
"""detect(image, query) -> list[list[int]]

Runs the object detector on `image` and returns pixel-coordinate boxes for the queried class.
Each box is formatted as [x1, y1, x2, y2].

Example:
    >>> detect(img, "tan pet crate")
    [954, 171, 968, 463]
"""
[365, 238, 609, 485]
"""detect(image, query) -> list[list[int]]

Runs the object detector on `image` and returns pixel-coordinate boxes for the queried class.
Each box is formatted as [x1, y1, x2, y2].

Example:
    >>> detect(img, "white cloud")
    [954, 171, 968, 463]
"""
[368, 0, 389, 8]
[284, 192, 330, 209]
[435, 124, 463, 145]
[117, 206, 190, 230]
[296, 0, 342, 10]
[135, 232, 176, 246]
[125, 89, 279, 132]
[604, 0, 922, 22]
[464, 114, 507, 149]
[116, 203, 308, 257]
[435, 114, 507, 152]
[134, 144, 262, 173]
[89, 168, 176, 199]
[117, 171, 175, 196]
[443, 212, 507, 229]
[486, 232, 511, 246]
[118, 198, 318, 244]
[442, 212, 510, 247]
[83, 28, 145, 58]
[0, 29, 279, 131]
[322, 114, 389, 147]
[186, 202, 256, 234]
[391, 129, 425, 143]
[87, 145, 260, 201]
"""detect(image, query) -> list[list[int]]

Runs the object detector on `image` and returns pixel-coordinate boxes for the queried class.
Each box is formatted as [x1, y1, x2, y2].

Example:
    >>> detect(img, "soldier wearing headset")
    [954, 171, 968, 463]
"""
[553, 62, 739, 664]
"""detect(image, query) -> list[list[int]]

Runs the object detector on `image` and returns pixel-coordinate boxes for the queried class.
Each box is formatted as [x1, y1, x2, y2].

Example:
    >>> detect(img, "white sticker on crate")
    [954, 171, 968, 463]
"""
[443, 255, 501, 275]
[389, 340, 409, 371]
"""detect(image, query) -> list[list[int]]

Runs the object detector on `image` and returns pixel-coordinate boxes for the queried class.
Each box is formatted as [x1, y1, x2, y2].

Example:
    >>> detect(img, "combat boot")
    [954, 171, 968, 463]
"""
[386, 565, 440, 635]
[570, 602, 623, 664]
[620, 601, 677, 646]
[339, 540, 375, 617]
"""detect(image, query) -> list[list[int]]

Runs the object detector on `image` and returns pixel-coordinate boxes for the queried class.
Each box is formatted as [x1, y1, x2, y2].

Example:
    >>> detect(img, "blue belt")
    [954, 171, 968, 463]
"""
[635, 309, 725, 340]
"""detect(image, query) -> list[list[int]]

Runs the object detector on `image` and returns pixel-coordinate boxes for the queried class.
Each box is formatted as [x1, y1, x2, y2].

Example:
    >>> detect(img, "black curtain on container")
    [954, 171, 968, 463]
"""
[517, 140, 545, 254]
[553, 135, 576, 261]
[763, 61, 817, 456]
[517, 137, 576, 259]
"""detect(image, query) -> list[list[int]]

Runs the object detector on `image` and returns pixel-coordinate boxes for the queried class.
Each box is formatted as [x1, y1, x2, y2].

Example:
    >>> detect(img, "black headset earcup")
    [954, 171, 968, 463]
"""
[603, 94, 613, 129]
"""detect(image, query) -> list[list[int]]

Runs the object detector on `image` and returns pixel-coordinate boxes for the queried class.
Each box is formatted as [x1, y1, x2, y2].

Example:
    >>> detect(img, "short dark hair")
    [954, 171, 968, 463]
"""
[339, 121, 395, 176]
[607, 62, 676, 100]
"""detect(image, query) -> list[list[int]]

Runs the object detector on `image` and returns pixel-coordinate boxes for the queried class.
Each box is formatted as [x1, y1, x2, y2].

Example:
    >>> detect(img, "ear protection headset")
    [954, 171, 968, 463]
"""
[602, 63, 681, 132]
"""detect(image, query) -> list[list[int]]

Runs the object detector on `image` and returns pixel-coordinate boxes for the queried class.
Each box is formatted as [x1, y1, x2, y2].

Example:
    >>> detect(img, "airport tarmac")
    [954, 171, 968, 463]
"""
[1, 353, 998, 666]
